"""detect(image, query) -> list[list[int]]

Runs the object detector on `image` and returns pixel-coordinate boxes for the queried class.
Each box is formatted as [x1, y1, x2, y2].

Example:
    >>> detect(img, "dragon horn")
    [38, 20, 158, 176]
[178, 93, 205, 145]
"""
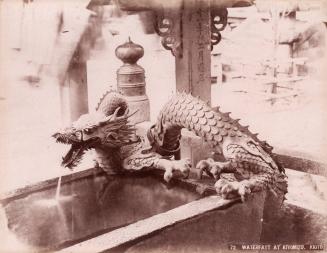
[124, 108, 129, 116]
[98, 108, 121, 123]
[111, 107, 122, 121]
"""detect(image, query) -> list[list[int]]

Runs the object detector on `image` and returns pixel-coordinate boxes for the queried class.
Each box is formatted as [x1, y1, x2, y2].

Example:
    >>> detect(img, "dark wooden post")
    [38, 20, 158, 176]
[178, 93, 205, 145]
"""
[154, 0, 228, 105]
[67, 61, 89, 121]
[175, 0, 212, 104]
[60, 53, 89, 124]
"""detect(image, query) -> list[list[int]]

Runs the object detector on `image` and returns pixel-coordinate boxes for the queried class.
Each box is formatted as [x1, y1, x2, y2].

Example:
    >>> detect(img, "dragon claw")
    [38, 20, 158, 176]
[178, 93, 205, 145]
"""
[215, 179, 251, 202]
[162, 158, 191, 183]
[178, 158, 192, 178]
[196, 158, 224, 180]
[164, 168, 173, 182]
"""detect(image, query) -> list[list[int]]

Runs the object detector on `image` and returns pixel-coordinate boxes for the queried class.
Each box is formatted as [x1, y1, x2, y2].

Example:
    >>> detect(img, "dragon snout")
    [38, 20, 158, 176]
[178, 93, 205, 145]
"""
[52, 132, 64, 142]
[52, 132, 61, 139]
[52, 132, 73, 144]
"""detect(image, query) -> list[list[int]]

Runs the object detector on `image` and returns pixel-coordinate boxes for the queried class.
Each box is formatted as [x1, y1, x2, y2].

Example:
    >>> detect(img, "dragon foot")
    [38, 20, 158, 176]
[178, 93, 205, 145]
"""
[157, 158, 191, 183]
[215, 178, 252, 202]
[196, 158, 233, 180]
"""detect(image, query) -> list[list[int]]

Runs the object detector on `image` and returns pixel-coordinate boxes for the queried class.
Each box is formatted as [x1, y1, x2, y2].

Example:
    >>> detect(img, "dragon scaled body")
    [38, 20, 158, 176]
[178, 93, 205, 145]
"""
[53, 91, 287, 201]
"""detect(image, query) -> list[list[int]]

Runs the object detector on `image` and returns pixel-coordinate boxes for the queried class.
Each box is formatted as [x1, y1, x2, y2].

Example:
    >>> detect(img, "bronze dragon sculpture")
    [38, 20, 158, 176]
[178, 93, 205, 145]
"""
[53, 91, 287, 201]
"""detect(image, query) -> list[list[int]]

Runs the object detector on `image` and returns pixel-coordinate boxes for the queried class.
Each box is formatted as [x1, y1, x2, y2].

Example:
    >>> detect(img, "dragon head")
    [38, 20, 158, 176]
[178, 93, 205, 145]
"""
[53, 107, 136, 169]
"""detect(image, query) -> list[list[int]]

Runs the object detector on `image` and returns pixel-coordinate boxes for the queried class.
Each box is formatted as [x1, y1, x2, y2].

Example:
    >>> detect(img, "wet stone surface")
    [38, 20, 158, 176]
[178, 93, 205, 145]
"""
[3, 174, 200, 251]
[261, 203, 327, 245]
[123, 196, 327, 253]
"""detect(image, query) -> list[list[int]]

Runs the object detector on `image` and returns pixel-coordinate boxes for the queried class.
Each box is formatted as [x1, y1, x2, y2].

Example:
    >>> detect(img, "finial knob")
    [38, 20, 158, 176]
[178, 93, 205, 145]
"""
[115, 37, 144, 64]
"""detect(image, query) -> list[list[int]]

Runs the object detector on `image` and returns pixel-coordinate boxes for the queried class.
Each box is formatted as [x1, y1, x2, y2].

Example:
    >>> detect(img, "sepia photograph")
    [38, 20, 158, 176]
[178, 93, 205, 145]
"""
[0, 0, 326, 252]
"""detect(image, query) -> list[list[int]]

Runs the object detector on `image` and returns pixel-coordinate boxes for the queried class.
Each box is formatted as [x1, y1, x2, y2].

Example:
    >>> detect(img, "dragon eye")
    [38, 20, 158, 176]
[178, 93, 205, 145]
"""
[84, 128, 93, 135]
[75, 131, 83, 140]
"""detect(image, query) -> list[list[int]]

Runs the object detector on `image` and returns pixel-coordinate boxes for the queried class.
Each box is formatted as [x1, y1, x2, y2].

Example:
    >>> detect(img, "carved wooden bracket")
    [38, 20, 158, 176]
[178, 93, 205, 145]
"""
[154, 7, 183, 58]
[154, 5, 228, 57]
[210, 8, 228, 50]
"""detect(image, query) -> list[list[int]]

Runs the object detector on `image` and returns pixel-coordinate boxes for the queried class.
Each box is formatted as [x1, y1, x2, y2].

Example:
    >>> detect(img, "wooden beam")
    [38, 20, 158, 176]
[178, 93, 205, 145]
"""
[275, 153, 327, 177]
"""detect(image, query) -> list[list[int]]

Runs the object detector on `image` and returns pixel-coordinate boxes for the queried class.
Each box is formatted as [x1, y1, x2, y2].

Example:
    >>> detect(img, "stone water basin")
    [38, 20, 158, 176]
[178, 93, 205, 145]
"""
[2, 169, 327, 253]
[3, 173, 200, 251]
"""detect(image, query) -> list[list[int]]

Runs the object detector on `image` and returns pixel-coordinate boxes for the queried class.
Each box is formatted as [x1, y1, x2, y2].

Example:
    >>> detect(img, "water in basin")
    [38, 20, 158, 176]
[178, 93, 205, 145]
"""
[3, 173, 200, 251]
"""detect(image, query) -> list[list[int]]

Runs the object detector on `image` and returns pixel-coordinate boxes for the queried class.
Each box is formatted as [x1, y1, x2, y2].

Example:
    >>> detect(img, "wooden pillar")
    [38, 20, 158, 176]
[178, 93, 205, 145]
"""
[269, 7, 279, 105]
[60, 60, 89, 125]
[67, 61, 89, 121]
[175, 0, 212, 104]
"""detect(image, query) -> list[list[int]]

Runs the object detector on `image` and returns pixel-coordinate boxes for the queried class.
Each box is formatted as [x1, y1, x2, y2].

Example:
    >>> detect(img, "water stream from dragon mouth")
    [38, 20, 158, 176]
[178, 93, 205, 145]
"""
[55, 176, 62, 201]
[34, 176, 75, 207]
